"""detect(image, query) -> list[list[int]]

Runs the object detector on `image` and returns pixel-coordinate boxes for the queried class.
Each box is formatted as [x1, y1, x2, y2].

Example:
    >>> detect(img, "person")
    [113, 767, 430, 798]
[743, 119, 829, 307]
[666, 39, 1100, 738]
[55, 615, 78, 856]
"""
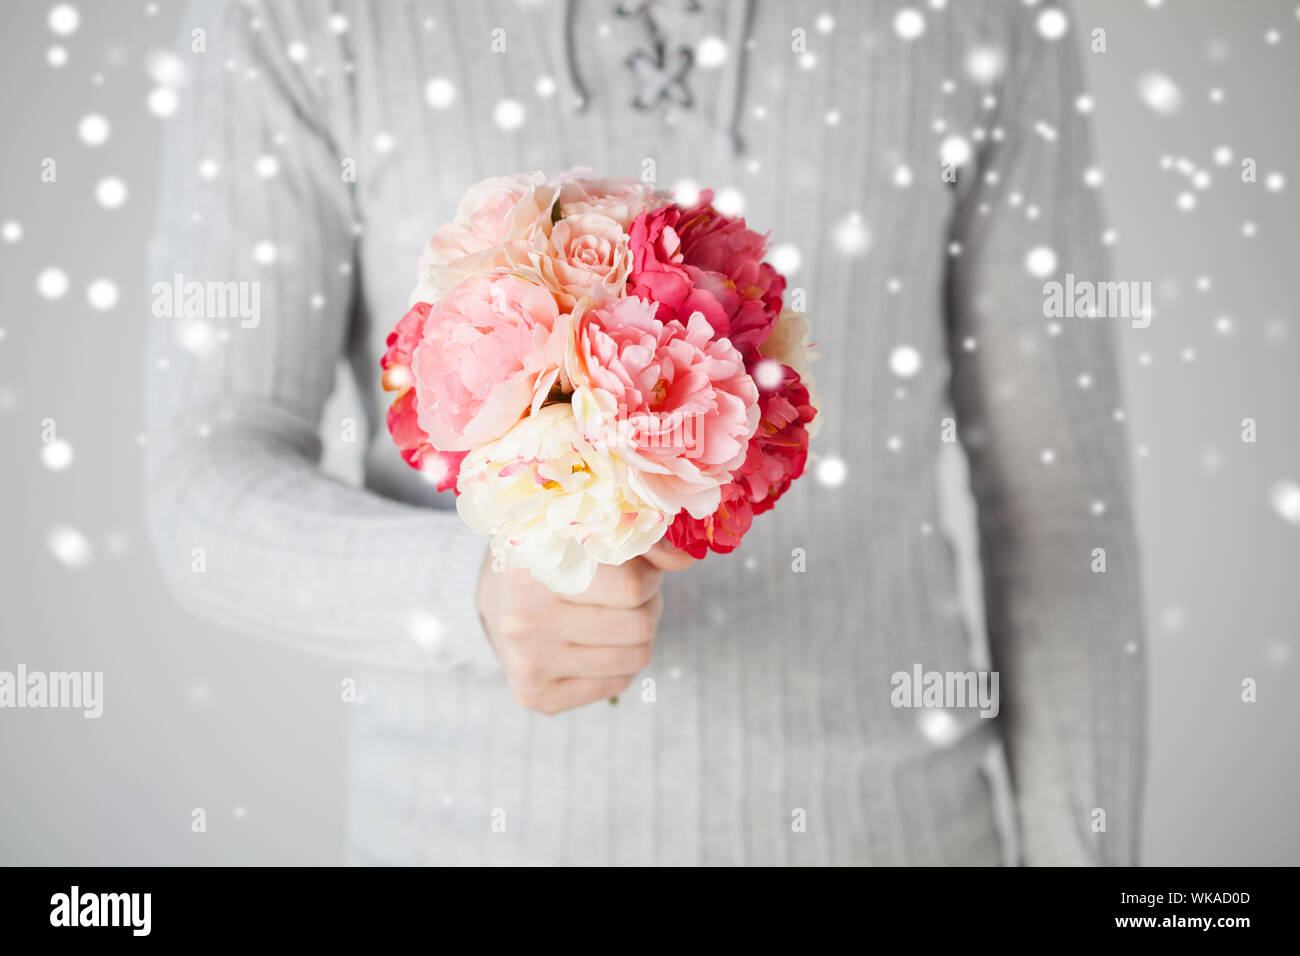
[146, 0, 1146, 865]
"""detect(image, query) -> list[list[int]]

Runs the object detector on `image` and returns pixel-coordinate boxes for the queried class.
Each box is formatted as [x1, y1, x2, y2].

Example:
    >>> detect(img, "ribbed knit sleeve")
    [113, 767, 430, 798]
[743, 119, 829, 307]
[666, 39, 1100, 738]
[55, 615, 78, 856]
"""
[143, 0, 498, 674]
[946, 3, 1147, 865]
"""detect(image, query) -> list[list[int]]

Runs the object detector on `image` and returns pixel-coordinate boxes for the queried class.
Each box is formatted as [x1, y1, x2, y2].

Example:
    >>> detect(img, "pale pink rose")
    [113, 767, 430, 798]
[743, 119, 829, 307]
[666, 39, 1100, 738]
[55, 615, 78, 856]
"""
[410, 273, 568, 451]
[512, 213, 633, 308]
[553, 170, 665, 232]
[566, 295, 759, 519]
[411, 172, 558, 304]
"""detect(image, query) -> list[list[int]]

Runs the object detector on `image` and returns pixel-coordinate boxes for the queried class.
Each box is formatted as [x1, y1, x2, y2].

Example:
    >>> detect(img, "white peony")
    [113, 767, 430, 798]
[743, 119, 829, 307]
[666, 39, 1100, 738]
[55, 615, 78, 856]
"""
[759, 307, 823, 440]
[455, 403, 669, 594]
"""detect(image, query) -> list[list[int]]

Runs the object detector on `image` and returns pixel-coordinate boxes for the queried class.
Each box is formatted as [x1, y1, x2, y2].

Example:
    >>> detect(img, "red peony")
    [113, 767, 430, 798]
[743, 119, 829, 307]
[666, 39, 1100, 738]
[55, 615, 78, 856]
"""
[626, 192, 785, 362]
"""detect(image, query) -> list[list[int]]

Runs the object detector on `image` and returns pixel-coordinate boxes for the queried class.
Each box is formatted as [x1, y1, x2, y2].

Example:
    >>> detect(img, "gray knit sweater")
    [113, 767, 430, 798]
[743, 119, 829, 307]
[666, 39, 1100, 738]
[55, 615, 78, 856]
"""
[145, 0, 1146, 865]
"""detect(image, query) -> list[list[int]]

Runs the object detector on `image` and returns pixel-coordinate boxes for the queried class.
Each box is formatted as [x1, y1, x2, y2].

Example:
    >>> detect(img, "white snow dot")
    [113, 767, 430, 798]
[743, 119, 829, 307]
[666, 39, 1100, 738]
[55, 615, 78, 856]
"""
[893, 165, 913, 188]
[410, 610, 445, 648]
[889, 345, 922, 378]
[197, 158, 220, 179]
[833, 213, 871, 256]
[146, 50, 184, 87]
[286, 41, 308, 63]
[1176, 191, 1196, 211]
[42, 439, 74, 471]
[1213, 145, 1233, 166]
[1040, 449, 1056, 465]
[798, 52, 818, 70]
[78, 114, 110, 146]
[148, 87, 179, 117]
[95, 176, 127, 208]
[47, 45, 68, 67]
[940, 135, 972, 168]
[47, 524, 92, 568]
[894, 8, 926, 40]
[1272, 481, 1300, 525]
[175, 317, 217, 356]
[373, 132, 394, 154]
[1242, 221, 1257, 237]
[965, 46, 1005, 85]
[2, 221, 22, 243]
[48, 4, 80, 36]
[493, 99, 525, 131]
[86, 278, 118, 310]
[816, 456, 847, 488]
[37, 268, 69, 299]
[1075, 94, 1094, 113]
[1083, 166, 1103, 187]
[769, 243, 802, 275]
[752, 358, 784, 391]
[672, 179, 701, 206]
[713, 187, 744, 216]
[696, 36, 727, 69]
[425, 77, 455, 109]
[1265, 172, 1286, 192]
[328, 13, 349, 33]
[919, 710, 960, 747]
[535, 75, 555, 97]
[1036, 8, 1069, 40]
[252, 241, 277, 265]
[816, 14, 834, 33]
[255, 154, 279, 178]
[1025, 245, 1057, 278]
[1138, 72, 1183, 115]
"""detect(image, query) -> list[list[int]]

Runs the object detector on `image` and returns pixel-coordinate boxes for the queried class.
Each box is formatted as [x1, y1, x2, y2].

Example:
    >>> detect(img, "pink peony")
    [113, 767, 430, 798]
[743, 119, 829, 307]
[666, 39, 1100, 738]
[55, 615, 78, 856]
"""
[381, 301, 467, 492]
[411, 172, 558, 304]
[566, 295, 759, 519]
[665, 363, 815, 557]
[410, 273, 568, 451]
[626, 193, 785, 361]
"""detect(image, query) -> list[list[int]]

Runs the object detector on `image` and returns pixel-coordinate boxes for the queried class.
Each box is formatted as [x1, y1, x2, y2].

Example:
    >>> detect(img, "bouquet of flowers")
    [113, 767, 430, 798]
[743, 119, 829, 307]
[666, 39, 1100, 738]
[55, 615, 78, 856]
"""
[381, 170, 819, 594]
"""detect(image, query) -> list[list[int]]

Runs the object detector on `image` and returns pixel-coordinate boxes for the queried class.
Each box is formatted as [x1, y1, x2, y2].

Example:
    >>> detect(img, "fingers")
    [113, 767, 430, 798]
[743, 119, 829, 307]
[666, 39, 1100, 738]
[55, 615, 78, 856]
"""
[558, 593, 663, 645]
[556, 641, 654, 679]
[561, 558, 662, 608]
[641, 539, 698, 572]
[529, 677, 634, 715]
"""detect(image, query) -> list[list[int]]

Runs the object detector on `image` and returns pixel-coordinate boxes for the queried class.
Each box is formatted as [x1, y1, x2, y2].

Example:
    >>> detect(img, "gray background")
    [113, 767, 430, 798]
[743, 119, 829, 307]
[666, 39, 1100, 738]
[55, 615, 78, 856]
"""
[1, 0, 1296, 865]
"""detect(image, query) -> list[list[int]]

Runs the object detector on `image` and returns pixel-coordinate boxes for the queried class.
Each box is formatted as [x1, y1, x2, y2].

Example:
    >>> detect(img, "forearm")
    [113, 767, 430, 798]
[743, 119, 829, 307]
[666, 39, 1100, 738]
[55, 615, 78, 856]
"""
[144, 401, 497, 673]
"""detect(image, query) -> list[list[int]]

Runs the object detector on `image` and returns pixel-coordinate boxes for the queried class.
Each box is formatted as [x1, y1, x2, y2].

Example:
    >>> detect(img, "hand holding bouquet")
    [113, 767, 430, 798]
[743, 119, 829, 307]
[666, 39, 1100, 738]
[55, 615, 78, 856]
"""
[382, 170, 819, 594]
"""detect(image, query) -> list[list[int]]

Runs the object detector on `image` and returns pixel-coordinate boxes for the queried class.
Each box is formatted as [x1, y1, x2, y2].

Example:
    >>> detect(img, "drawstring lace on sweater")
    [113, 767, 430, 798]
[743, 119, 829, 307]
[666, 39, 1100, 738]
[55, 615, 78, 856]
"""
[555, 0, 753, 157]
